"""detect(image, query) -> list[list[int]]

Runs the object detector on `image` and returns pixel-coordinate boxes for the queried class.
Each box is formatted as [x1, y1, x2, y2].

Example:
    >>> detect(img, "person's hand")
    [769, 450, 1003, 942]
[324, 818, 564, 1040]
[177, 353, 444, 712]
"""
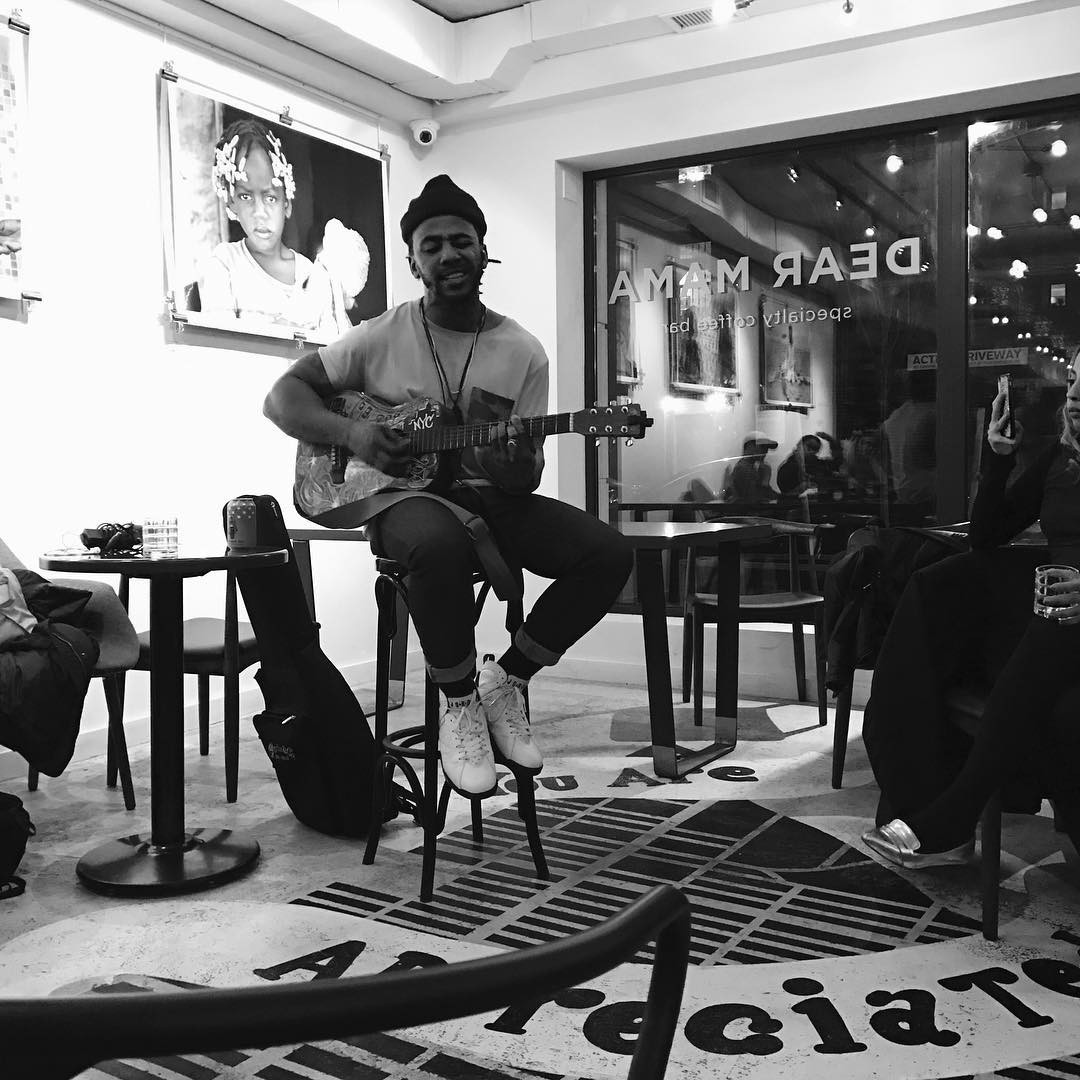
[479, 414, 542, 494]
[1041, 576, 1080, 626]
[0, 218, 21, 255]
[987, 389, 1022, 456]
[346, 419, 413, 477]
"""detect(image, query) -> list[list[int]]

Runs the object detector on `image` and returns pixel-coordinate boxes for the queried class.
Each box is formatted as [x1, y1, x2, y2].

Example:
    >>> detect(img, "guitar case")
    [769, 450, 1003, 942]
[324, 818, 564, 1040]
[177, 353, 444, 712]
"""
[222, 495, 407, 838]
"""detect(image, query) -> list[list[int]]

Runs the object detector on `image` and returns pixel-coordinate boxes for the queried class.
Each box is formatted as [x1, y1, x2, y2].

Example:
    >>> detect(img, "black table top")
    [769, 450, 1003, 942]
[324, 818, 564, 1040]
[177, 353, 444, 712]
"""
[39, 548, 289, 578]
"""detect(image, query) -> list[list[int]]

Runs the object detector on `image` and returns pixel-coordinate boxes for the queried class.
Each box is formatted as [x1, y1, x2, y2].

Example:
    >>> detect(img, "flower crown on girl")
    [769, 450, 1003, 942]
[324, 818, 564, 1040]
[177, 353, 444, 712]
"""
[211, 123, 296, 204]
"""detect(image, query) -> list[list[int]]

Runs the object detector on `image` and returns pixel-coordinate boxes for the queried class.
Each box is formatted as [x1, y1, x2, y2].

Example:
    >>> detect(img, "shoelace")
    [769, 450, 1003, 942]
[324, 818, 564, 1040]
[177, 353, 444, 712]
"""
[486, 684, 531, 737]
[447, 709, 489, 762]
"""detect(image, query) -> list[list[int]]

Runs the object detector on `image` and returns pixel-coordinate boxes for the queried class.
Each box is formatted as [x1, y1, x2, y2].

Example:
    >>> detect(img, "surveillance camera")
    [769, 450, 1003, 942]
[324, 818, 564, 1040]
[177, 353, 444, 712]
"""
[409, 119, 440, 147]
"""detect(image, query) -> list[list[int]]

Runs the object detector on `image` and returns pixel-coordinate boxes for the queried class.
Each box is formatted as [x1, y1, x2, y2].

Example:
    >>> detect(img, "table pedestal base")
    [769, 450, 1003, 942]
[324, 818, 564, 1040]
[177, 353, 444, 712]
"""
[75, 828, 260, 896]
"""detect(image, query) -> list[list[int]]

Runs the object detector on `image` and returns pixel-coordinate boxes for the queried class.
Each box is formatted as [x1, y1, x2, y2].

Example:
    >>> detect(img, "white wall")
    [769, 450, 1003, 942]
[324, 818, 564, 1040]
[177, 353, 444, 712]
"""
[0, 0, 435, 762]
[3, 0, 1077, 765]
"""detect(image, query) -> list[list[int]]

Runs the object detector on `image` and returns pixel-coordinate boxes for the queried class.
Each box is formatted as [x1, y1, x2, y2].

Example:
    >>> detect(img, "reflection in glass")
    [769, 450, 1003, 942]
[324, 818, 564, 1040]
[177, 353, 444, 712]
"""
[595, 129, 940, 542]
[968, 114, 1076, 498]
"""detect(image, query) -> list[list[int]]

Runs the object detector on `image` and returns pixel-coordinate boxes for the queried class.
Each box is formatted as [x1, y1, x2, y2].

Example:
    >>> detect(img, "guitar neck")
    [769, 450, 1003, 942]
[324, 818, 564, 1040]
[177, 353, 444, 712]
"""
[412, 413, 574, 454]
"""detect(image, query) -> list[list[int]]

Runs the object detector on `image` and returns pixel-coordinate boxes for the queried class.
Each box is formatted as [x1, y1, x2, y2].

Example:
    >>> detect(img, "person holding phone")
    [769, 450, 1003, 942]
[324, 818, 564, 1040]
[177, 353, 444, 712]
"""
[862, 358, 1080, 867]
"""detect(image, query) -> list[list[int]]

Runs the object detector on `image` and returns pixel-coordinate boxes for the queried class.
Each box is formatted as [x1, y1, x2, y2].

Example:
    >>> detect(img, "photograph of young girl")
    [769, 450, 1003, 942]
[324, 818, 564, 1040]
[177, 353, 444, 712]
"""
[160, 80, 387, 345]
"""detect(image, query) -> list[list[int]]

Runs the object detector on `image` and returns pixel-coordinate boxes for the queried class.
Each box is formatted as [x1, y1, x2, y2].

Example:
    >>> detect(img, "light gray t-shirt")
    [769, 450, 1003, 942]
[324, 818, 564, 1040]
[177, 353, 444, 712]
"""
[318, 299, 549, 483]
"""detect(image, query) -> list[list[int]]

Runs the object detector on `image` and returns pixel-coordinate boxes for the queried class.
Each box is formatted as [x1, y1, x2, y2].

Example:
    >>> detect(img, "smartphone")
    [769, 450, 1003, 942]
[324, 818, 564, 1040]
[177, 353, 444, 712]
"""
[997, 373, 1014, 439]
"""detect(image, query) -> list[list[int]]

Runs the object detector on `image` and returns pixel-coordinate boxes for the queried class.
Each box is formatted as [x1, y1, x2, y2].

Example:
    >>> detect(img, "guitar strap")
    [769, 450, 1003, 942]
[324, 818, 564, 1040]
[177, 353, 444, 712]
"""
[303, 489, 521, 602]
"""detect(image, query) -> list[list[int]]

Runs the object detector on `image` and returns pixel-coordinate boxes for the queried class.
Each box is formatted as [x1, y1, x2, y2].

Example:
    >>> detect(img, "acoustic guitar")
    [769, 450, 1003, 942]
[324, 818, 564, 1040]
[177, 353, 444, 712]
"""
[294, 392, 652, 522]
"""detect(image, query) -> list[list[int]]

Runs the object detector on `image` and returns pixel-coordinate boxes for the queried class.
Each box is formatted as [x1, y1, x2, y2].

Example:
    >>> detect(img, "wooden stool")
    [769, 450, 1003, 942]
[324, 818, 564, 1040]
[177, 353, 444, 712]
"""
[362, 558, 549, 901]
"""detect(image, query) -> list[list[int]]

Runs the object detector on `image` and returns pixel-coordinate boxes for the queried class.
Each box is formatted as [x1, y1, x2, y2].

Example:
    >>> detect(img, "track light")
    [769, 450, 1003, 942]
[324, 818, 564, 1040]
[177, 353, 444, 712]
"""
[987, 226, 1004, 240]
[969, 295, 978, 306]
[1009, 259, 1028, 279]
[885, 153, 904, 174]
[1052, 139, 1068, 157]
[1070, 215, 1080, 230]
[1033, 207, 1048, 223]
[967, 224, 981, 237]
[842, 0, 853, 13]
[864, 223, 876, 238]
[786, 164, 799, 183]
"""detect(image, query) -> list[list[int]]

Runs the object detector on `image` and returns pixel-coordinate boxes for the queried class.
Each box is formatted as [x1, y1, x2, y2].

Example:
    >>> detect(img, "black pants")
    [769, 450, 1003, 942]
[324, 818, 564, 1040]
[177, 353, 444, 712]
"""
[367, 486, 634, 685]
[908, 611, 1080, 848]
[864, 549, 1080, 848]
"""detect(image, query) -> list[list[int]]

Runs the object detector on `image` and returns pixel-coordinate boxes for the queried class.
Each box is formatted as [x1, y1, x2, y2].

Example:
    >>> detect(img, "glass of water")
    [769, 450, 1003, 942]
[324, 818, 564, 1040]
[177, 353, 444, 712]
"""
[1033, 564, 1080, 618]
[142, 517, 179, 559]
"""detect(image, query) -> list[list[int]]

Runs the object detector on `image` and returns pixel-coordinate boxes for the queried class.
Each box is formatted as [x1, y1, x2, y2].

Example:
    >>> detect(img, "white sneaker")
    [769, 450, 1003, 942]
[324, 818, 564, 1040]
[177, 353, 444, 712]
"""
[477, 661, 543, 772]
[438, 693, 497, 796]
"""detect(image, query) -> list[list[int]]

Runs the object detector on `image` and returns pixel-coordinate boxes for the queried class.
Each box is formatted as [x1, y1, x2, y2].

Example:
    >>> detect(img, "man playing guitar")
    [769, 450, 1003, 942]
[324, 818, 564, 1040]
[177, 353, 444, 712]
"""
[264, 175, 634, 798]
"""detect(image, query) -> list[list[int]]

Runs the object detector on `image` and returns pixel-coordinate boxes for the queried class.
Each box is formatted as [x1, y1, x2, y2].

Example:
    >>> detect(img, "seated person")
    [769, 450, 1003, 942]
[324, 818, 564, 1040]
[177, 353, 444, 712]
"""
[862, 369, 1080, 867]
[263, 174, 634, 797]
[776, 431, 845, 497]
[723, 431, 778, 503]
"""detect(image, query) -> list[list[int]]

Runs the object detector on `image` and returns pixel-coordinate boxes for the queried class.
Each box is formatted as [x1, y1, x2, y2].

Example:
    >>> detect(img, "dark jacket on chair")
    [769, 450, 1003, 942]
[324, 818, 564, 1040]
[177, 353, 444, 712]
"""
[822, 526, 965, 695]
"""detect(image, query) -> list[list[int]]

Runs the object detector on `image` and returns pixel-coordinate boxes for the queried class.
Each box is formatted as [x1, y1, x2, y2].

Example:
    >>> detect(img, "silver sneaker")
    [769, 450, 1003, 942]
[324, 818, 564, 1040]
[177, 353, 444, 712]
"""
[477, 661, 543, 772]
[438, 693, 497, 796]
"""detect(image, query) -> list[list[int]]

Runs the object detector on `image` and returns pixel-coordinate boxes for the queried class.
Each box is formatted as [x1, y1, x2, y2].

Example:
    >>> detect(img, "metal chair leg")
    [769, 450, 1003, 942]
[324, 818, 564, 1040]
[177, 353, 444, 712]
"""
[792, 623, 807, 703]
[814, 608, 828, 727]
[514, 768, 550, 880]
[831, 680, 853, 789]
[104, 674, 135, 811]
[980, 791, 1002, 941]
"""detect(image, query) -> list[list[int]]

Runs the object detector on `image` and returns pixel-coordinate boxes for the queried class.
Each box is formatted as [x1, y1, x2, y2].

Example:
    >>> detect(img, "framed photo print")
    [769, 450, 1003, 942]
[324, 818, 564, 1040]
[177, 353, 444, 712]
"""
[158, 76, 389, 346]
[760, 294, 814, 407]
[667, 261, 737, 395]
[0, 20, 29, 302]
[612, 237, 641, 385]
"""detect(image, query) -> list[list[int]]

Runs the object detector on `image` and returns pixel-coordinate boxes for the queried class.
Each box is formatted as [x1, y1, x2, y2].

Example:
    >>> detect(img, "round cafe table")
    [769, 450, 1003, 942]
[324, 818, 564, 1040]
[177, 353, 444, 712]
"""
[39, 547, 288, 896]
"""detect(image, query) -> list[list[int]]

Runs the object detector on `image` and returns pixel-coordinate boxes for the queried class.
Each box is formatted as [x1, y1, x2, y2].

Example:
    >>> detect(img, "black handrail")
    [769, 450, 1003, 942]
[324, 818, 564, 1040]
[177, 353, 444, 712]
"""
[3, 884, 691, 1080]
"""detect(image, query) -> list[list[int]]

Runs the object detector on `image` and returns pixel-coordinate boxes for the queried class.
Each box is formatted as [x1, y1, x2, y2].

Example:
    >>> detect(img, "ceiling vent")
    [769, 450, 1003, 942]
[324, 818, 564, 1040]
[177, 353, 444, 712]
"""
[665, 8, 715, 32]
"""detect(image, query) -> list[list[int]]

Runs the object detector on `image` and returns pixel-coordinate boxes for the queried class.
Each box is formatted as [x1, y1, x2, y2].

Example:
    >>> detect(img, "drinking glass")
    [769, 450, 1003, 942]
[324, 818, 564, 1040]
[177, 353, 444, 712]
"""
[142, 517, 179, 559]
[1033, 564, 1080, 618]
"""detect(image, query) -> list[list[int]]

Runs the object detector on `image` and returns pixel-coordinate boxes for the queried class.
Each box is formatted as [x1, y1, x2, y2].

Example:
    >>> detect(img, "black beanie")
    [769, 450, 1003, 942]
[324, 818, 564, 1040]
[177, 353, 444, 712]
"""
[400, 174, 487, 246]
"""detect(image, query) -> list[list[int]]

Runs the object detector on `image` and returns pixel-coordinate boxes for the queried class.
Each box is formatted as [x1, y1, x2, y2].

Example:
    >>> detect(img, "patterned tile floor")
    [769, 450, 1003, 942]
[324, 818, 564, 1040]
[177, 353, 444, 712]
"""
[2, 678, 1080, 1079]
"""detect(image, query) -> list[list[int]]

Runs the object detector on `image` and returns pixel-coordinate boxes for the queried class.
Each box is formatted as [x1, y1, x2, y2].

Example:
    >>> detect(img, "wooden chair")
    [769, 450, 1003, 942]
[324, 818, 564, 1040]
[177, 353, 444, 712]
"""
[1, 884, 691, 1080]
[121, 570, 258, 804]
[681, 518, 828, 727]
[0, 536, 141, 812]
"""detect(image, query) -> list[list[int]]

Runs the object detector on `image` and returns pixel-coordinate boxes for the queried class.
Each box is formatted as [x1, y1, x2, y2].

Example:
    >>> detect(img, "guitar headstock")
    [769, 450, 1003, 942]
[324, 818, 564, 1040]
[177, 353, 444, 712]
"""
[572, 402, 654, 440]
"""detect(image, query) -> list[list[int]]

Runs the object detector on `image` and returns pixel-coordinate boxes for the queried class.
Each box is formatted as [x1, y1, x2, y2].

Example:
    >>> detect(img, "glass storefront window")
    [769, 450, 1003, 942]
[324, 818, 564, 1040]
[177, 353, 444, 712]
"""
[967, 113, 1078, 496]
[592, 129, 942, 562]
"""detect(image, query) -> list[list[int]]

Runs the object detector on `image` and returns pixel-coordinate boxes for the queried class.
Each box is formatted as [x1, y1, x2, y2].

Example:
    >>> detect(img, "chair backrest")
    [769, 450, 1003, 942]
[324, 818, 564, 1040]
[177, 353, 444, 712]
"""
[1, 884, 691, 1080]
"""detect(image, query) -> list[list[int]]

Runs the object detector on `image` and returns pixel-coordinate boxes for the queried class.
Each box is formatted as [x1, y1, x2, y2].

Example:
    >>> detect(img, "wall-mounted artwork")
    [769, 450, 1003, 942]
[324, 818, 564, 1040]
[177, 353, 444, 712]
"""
[0, 20, 29, 302]
[158, 75, 389, 346]
[612, 237, 641, 385]
[760, 294, 814, 407]
[667, 261, 737, 396]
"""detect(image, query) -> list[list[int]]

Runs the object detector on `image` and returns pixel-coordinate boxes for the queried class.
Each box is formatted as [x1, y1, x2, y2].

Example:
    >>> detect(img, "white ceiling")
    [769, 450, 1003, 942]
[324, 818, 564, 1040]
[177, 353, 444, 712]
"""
[110, 0, 1080, 128]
